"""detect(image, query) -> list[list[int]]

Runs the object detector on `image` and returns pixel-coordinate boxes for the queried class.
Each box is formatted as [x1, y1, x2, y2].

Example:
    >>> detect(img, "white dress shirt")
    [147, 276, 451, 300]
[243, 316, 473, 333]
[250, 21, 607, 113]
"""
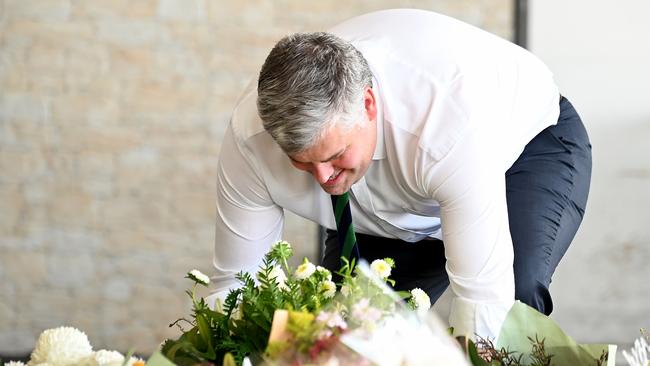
[212, 9, 560, 340]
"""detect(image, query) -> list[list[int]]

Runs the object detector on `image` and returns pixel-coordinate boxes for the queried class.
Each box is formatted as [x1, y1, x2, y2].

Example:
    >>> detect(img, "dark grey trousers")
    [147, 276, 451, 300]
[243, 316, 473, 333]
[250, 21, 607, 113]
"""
[322, 96, 592, 316]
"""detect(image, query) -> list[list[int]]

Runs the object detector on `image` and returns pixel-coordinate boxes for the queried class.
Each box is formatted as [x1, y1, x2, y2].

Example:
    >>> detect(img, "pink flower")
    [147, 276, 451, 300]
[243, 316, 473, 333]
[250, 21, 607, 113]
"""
[316, 311, 348, 330]
[351, 298, 382, 323]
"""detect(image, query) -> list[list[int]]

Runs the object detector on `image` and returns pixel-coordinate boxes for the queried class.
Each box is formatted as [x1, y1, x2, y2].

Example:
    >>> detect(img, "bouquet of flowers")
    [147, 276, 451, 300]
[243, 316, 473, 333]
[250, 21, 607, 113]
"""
[160, 241, 467, 365]
[262, 258, 469, 365]
[159, 240, 624, 366]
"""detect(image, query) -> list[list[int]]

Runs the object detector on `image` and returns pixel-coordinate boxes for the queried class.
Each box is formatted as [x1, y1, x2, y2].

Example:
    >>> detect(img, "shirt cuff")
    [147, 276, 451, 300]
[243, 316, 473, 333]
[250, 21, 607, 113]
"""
[449, 296, 514, 341]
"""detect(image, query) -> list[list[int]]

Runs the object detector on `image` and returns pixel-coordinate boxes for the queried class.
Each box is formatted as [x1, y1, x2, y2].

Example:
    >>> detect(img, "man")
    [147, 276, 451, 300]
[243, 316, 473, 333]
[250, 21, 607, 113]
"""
[210, 9, 592, 339]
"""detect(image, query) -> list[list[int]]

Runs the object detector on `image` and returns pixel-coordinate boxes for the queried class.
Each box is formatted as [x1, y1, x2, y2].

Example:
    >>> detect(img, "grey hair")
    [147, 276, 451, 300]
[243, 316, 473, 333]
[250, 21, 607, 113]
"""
[257, 32, 373, 154]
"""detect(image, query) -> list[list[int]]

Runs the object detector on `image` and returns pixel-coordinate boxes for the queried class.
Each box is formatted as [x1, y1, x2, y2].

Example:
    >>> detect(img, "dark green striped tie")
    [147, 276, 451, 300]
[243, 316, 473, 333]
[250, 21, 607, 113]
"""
[331, 192, 359, 266]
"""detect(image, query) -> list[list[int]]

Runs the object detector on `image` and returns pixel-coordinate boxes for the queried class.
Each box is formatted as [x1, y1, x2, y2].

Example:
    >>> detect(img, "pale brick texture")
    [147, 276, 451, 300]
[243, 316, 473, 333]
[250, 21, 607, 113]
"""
[0, 0, 512, 355]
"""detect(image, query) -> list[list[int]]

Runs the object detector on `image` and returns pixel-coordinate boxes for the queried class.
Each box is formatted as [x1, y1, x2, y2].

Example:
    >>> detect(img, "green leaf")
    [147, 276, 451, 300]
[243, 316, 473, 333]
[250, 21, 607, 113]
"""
[163, 339, 203, 364]
[195, 313, 216, 359]
[467, 340, 490, 366]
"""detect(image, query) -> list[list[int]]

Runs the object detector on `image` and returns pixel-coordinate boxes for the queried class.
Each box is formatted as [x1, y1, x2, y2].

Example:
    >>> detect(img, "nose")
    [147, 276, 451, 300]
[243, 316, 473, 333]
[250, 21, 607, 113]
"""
[312, 162, 334, 184]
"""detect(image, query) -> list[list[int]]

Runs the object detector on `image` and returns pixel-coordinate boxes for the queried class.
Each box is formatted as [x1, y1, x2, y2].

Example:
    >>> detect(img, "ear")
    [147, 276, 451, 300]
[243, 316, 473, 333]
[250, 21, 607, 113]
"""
[363, 87, 377, 123]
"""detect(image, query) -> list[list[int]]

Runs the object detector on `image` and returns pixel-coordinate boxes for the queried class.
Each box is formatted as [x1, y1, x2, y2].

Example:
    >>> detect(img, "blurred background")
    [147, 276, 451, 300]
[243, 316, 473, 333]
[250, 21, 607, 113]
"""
[0, 0, 647, 361]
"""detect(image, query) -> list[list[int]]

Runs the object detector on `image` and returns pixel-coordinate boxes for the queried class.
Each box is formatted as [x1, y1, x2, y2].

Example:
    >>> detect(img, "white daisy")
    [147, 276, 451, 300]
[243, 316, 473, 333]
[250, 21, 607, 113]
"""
[187, 269, 210, 286]
[294, 260, 316, 280]
[370, 259, 392, 279]
[319, 280, 337, 298]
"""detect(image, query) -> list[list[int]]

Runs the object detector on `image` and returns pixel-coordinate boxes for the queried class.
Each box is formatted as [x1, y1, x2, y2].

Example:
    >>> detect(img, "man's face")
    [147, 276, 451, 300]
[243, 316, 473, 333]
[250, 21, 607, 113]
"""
[288, 88, 377, 195]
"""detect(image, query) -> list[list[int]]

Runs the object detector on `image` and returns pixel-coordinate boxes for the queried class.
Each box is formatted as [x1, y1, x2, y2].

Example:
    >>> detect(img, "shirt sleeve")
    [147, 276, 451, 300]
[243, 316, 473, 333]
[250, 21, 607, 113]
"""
[210, 124, 284, 299]
[419, 124, 515, 340]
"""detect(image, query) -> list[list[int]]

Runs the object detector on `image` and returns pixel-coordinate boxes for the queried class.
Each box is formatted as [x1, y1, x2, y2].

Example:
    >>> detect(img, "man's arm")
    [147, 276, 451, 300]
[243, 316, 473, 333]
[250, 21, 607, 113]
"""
[211, 125, 284, 299]
[421, 128, 515, 340]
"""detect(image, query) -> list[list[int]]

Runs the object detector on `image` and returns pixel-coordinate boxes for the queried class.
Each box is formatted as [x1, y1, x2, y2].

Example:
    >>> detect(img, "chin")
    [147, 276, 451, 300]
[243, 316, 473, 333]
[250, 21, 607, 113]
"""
[320, 172, 357, 195]
[322, 183, 349, 196]
[322, 186, 342, 195]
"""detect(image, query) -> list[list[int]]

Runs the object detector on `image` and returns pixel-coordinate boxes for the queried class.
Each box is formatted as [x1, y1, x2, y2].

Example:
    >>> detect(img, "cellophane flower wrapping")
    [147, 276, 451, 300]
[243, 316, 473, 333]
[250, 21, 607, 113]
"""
[261, 260, 469, 366]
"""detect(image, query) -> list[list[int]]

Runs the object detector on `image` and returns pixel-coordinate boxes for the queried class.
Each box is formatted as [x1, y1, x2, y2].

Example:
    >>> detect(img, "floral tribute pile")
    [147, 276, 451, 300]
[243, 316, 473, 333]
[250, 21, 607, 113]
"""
[5, 240, 645, 366]
[158, 241, 621, 366]
[160, 241, 467, 365]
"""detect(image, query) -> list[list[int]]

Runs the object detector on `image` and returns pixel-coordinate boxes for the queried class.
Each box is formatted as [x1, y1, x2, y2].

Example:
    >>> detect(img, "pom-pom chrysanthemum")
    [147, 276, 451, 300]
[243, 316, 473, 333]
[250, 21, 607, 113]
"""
[409, 288, 431, 315]
[29, 326, 93, 366]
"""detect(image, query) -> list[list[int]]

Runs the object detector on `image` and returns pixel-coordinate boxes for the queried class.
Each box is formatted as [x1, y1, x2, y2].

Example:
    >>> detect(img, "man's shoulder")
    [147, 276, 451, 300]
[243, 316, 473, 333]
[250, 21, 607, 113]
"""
[230, 79, 267, 143]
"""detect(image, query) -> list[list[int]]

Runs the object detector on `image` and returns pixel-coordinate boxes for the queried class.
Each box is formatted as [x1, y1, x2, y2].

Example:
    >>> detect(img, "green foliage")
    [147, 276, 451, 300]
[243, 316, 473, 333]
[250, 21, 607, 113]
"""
[470, 335, 554, 366]
[161, 241, 341, 366]
[528, 336, 553, 366]
[471, 331, 609, 366]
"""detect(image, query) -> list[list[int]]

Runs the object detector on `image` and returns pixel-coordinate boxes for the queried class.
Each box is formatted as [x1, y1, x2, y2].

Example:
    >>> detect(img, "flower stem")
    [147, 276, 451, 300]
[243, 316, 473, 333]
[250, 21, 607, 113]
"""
[282, 258, 290, 275]
[191, 284, 198, 306]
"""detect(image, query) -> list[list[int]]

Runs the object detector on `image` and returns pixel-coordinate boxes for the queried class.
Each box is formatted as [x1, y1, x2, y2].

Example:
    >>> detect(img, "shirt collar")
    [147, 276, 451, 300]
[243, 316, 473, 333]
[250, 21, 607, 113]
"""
[372, 79, 386, 160]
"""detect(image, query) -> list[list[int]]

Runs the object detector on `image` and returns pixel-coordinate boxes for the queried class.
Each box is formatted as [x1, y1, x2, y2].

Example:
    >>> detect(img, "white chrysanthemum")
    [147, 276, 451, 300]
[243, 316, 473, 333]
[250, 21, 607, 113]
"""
[268, 265, 288, 289]
[340, 284, 351, 297]
[410, 288, 431, 314]
[93, 350, 125, 365]
[5, 361, 27, 366]
[187, 269, 210, 286]
[319, 280, 337, 299]
[370, 259, 392, 279]
[622, 336, 649, 366]
[29, 326, 93, 366]
[316, 266, 332, 281]
[294, 260, 316, 280]
[76, 355, 99, 366]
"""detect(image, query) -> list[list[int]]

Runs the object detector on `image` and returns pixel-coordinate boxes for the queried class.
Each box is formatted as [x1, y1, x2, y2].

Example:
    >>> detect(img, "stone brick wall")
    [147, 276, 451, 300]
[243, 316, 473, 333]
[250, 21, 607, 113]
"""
[0, 0, 512, 354]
